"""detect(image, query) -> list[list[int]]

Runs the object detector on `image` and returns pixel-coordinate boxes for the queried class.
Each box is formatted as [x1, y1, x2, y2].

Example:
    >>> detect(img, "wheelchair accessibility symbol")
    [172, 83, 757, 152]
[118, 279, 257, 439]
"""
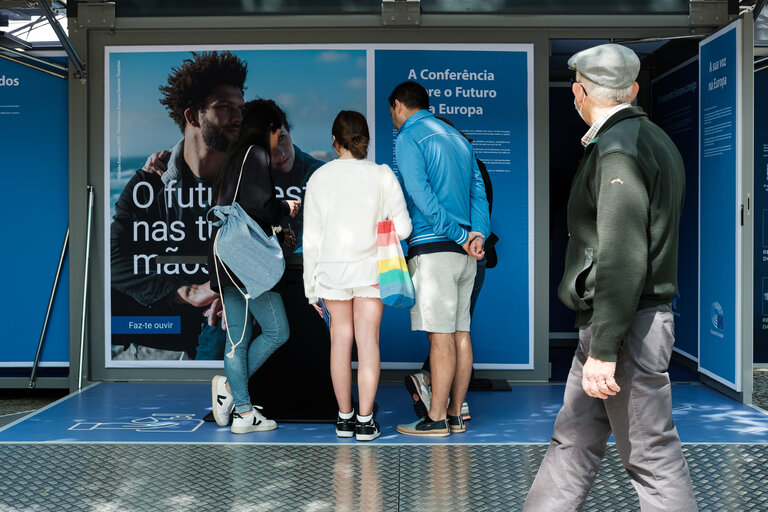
[69, 414, 204, 432]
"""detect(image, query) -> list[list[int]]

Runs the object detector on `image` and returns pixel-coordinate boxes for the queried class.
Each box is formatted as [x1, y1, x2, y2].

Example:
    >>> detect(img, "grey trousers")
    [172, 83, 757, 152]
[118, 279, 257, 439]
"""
[524, 305, 698, 512]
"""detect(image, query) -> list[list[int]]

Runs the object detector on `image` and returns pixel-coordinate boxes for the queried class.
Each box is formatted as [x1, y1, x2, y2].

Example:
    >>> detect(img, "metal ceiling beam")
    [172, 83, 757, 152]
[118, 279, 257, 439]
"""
[0, 51, 66, 78]
[0, 1, 52, 7]
[0, 42, 66, 70]
[689, 0, 732, 27]
[0, 8, 33, 21]
[8, 15, 47, 35]
[755, 0, 767, 16]
[36, 0, 83, 78]
[0, 29, 31, 49]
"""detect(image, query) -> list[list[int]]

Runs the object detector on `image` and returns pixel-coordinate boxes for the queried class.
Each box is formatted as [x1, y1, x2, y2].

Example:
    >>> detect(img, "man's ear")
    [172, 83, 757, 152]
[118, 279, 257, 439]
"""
[571, 81, 584, 101]
[630, 82, 640, 103]
[184, 108, 200, 128]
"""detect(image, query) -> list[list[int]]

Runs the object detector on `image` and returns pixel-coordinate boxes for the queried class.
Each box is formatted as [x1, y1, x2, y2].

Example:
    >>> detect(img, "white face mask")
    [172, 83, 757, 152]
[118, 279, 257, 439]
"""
[573, 97, 587, 124]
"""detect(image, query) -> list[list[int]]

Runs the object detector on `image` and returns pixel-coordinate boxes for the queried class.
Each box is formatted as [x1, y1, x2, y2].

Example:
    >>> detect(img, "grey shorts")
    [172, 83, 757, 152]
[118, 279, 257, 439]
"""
[407, 252, 477, 333]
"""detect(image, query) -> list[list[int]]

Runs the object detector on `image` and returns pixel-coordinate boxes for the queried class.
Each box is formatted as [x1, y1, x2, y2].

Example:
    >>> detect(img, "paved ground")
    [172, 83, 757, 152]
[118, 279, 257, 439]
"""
[0, 388, 68, 428]
[753, 368, 768, 410]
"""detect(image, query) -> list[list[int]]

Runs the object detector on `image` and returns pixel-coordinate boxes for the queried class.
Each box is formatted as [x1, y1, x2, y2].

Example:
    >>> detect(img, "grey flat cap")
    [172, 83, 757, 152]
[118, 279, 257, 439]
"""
[568, 44, 640, 89]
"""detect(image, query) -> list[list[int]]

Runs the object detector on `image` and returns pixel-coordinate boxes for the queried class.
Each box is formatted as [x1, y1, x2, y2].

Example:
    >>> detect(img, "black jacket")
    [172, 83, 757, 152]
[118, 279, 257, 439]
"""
[111, 167, 211, 309]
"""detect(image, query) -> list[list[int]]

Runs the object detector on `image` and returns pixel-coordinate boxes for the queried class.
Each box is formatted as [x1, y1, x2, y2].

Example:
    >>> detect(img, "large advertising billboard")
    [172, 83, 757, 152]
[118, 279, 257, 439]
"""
[104, 44, 533, 369]
[699, 23, 742, 389]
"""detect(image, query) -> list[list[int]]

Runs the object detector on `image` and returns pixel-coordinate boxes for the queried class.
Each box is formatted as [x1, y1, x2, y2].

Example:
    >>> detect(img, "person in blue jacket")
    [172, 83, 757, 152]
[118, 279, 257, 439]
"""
[388, 81, 490, 437]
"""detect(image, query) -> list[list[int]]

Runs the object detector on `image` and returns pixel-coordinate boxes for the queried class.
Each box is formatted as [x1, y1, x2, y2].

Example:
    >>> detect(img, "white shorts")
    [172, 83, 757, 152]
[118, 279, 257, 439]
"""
[315, 282, 380, 301]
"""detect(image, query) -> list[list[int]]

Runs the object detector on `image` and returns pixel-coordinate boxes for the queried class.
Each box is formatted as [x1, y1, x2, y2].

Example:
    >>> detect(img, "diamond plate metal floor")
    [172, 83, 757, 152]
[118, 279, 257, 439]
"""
[1, 443, 768, 511]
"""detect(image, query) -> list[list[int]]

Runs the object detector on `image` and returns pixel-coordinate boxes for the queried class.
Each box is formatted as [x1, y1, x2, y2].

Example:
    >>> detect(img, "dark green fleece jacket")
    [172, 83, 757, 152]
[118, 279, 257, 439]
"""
[558, 106, 685, 361]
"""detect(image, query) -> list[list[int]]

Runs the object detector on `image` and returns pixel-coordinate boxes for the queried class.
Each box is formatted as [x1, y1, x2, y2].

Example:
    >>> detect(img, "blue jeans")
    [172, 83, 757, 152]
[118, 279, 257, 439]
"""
[221, 288, 290, 414]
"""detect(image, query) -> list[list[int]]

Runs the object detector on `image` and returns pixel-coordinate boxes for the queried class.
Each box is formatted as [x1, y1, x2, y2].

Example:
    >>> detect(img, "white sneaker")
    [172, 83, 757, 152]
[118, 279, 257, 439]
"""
[231, 406, 277, 434]
[404, 370, 432, 418]
[446, 398, 471, 421]
[211, 375, 233, 427]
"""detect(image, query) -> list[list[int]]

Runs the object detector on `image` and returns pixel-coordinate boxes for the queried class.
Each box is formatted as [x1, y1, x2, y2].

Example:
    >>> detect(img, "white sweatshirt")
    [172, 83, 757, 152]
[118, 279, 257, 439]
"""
[302, 158, 412, 304]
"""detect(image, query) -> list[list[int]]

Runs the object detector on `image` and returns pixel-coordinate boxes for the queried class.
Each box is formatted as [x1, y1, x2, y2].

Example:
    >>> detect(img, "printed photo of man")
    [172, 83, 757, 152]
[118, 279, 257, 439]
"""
[110, 51, 246, 361]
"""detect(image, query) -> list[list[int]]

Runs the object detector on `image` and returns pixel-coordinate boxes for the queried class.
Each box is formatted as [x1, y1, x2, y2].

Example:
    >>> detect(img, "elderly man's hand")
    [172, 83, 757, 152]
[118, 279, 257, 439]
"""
[582, 356, 621, 399]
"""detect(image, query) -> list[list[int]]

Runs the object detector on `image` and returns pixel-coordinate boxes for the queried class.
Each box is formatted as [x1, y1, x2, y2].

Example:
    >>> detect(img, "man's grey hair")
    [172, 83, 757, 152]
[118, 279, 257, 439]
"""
[577, 73, 635, 105]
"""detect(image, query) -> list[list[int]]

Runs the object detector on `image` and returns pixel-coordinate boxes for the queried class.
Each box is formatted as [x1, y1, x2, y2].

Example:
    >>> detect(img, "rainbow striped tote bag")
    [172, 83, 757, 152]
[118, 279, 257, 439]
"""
[377, 219, 416, 308]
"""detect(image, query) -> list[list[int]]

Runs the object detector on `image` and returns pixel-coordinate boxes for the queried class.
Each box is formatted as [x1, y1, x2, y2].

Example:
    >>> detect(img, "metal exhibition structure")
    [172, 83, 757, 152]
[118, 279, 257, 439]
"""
[0, 1, 763, 404]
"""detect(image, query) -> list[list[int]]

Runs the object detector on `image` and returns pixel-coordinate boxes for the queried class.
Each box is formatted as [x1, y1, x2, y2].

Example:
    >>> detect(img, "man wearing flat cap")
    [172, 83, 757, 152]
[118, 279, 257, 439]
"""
[524, 44, 697, 511]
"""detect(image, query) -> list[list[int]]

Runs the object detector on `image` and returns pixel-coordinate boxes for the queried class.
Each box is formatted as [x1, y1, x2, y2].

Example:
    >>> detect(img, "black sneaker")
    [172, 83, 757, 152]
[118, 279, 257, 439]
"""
[397, 415, 450, 437]
[447, 414, 466, 433]
[355, 417, 381, 441]
[336, 413, 355, 438]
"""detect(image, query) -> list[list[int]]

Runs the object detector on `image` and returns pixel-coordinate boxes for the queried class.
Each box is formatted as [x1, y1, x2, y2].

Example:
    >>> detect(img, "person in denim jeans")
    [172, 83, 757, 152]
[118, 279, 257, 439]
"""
[208, 101, 300, 434]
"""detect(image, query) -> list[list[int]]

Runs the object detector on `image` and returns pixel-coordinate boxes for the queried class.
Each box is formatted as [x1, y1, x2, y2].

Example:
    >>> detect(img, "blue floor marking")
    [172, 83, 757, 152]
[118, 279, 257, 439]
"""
[1, 381, 767, 444]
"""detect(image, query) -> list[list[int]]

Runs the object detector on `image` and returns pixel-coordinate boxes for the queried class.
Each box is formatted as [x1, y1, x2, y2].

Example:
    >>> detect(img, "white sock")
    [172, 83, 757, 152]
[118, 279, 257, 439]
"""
[338, 409, 354, 420]
[357, 413, 373, 423]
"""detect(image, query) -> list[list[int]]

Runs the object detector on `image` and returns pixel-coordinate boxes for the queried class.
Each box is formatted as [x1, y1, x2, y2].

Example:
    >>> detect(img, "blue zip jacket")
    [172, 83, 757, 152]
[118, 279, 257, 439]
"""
[393, 110, 490, 249]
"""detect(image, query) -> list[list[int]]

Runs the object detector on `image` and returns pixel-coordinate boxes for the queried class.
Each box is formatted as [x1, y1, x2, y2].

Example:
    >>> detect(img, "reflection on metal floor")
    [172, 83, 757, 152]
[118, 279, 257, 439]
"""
[2, 382, 768, 510]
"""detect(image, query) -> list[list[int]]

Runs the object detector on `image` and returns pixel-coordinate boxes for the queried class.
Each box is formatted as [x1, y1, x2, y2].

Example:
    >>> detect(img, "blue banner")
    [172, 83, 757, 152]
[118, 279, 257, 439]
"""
[699, 24, 740, 387]
[374, 47, 532, 367]
[650, 58, 699, 360]
[0, 57, 69, 368]
[112, 317, 182, 334]
[754, 68, 768, 362]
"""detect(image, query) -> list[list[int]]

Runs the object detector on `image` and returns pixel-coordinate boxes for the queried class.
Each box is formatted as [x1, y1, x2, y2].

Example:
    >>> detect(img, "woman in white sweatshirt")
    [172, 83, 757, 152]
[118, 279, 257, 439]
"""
[302, 110, 411, 441]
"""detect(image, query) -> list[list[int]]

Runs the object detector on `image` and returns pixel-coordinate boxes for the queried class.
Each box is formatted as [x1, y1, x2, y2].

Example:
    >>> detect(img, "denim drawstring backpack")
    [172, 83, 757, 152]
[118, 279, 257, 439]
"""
[209, 145, 285, 358]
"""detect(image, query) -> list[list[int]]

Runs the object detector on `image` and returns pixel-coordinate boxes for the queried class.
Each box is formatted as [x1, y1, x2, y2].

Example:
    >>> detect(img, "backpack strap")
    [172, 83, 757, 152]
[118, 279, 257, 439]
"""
[379, 165, 389, 223]
[232, 145, 254, 203]
[213, 219, 251, 359]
